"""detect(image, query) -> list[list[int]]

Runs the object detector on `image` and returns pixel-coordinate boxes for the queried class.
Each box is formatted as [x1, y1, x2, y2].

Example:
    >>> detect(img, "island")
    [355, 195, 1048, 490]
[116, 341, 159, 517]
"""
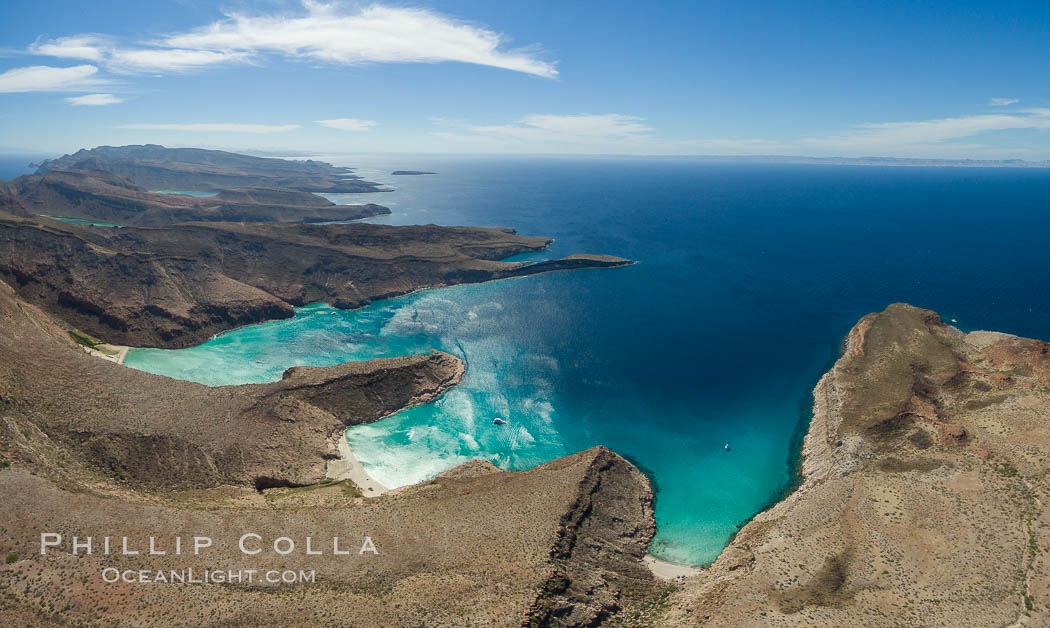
[391, 170, 437, 175]
[33, 144, 389, 193]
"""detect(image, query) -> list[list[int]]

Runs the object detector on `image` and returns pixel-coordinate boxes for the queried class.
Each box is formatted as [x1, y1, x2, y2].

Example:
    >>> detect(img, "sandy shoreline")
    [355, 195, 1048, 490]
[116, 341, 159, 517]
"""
[83, 343, 129, 365]
[326, 430, 390, 497]
[643, 554, 704, 580]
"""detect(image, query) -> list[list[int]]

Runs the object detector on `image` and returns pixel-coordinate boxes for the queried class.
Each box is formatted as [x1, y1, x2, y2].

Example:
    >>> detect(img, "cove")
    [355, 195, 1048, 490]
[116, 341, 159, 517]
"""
[126, 156, 1050, 565]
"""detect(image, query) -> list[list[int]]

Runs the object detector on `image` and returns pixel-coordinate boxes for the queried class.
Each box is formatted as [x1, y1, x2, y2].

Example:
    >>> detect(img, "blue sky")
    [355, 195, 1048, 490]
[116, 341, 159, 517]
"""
[2, 0, 1050, 158]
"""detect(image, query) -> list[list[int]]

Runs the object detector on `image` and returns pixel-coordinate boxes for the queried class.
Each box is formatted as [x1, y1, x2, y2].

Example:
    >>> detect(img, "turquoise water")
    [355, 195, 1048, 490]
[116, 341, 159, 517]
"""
[149, 190, 218, 197]
[125, 156, 1050, 565]
[43, 216, 125, 228]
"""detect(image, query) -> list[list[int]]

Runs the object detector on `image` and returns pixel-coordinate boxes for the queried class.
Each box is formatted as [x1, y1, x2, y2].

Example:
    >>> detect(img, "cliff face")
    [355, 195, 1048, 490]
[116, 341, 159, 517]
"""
[659, 304, 1050, 627]
[0, 218, 298, 347]
[33, 144, 387, 193]
[0, 281, 658, 626]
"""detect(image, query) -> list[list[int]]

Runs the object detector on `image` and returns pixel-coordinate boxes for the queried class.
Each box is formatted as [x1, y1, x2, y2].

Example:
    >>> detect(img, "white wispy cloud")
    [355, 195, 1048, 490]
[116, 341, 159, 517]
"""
[27, 34, 247, 74]
[436, 109, 1050, 158]
[0, 64, 108, 93]
[118, 123, 300, 133]
[801, 110, 1050, 153]
[66, 93, 124, 106]
[163, 2, 557, 78]
[107, 49, 250, 73]
[317, 118, 378, 131]
[691, 110, 1050, 159]
[26, 2, 555, 78]
[455, 114, 651, 144]
[990, 97, 1019, 106]
[27, 35, 108, 62]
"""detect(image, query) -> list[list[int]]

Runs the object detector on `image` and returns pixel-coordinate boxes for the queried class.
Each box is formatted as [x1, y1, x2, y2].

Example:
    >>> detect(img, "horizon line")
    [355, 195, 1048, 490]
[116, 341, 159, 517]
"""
[3, 146, 1050, 168]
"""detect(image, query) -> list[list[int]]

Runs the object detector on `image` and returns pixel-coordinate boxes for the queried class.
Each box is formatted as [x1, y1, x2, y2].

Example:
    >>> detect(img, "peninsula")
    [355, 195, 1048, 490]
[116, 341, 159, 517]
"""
[0, 169, 389, 226]
[0, 215, 630, 348]
[33, 144, 389, 193]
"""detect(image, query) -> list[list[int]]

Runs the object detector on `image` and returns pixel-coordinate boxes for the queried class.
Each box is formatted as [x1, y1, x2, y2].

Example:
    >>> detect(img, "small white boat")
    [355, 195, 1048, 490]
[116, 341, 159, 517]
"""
[493, 417, 508, 426]
[724, 443, 731, 451]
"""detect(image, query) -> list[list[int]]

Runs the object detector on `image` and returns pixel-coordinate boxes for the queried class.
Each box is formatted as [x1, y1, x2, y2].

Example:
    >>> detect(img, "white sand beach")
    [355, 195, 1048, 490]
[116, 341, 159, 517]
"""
[643, 554, 703, 581]
[327, 432, 389, 497]
[83, 343, 129, 365]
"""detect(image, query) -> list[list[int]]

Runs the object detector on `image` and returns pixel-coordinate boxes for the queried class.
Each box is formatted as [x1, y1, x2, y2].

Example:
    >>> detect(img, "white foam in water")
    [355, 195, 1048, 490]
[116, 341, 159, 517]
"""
[459, 432, 480, 451]
[439, 390, 476, 432]
[523, 398, 555, 424]
[128, 283, 571, 505]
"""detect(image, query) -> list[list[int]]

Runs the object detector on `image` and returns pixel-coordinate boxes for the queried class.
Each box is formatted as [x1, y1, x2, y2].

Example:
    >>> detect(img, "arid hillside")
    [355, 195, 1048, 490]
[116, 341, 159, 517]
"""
[0, 169, 389, 226]
[659, 304, 1050, 627]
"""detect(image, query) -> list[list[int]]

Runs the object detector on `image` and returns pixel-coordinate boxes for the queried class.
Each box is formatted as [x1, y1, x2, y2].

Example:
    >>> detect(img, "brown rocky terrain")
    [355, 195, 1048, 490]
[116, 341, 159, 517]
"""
[33, 144, 387, 193]
[2, 281, 1050, 625]
[3, 154, 1048, 626]
[0, 279, 659, 625]
[0, 213, 631, 349]
[0, 277, 465, 491]
[0, 169, 389, 226]
[658, 304, 1050, 627]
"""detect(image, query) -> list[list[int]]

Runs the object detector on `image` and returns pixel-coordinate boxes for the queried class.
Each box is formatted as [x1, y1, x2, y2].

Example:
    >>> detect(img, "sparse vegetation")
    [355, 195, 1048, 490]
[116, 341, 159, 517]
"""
[997, 463, 1020, 478]
[67, 330, 102, 349]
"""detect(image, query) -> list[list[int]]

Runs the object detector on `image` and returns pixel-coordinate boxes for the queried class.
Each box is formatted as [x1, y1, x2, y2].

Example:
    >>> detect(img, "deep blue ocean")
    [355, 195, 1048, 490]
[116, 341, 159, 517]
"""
[14, 154, 1050, 565]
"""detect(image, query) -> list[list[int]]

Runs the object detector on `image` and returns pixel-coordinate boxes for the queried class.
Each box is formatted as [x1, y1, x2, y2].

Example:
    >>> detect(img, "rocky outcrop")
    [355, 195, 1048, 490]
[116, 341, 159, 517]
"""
[526, 447, 658, 626]
[0, 218, 297, 347]
[34, 144, 387, 193]
[498, 254, 635, 280]
[658, 304, 1050, 627]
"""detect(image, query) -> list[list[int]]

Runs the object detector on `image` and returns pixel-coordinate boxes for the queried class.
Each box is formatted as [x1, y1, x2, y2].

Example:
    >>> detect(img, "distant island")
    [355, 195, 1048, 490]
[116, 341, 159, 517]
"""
[33, 144, 391, 193]
[391, 170, 437, 175]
